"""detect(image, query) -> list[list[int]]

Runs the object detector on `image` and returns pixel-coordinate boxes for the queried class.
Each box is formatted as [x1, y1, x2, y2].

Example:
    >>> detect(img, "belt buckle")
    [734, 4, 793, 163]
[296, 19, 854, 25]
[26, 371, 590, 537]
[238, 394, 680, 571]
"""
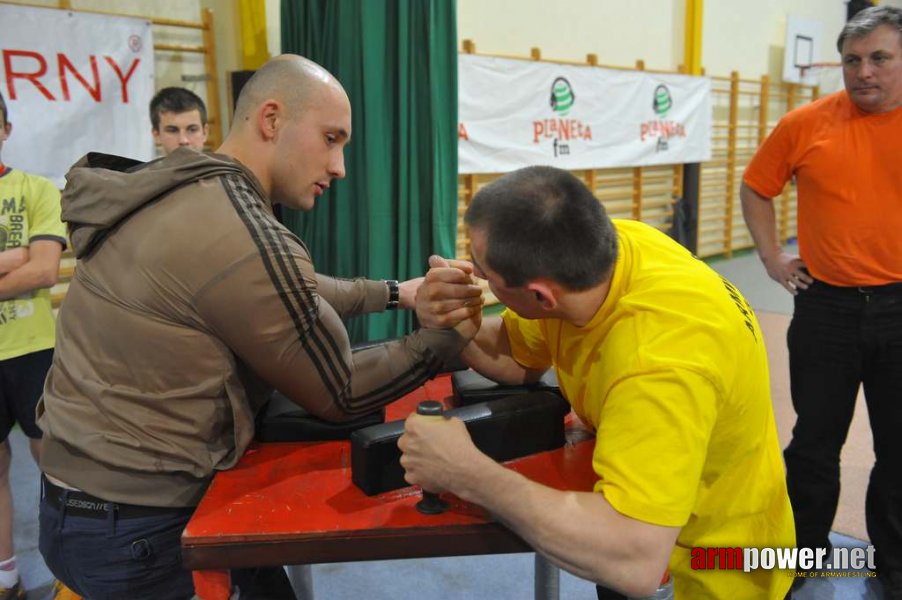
[857, 286, 874, 294]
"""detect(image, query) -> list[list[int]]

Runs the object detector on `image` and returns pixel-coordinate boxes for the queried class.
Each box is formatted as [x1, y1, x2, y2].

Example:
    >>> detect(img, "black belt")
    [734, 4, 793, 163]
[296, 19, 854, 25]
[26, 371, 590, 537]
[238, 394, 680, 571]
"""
[815, 280, 902, 296]
[42, 475, 194, 520]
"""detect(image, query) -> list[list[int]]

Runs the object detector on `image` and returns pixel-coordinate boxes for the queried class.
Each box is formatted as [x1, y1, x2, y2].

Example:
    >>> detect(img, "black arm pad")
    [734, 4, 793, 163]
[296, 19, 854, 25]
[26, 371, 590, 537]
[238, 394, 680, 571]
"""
[450, 368, 561, 406]
[350, 391, 571, 496]
[255, 391, 385, 442]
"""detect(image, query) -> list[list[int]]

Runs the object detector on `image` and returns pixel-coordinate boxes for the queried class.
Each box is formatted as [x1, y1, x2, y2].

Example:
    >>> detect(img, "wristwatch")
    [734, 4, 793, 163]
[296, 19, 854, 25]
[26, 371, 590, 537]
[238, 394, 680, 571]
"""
[385, 279, 400, 310]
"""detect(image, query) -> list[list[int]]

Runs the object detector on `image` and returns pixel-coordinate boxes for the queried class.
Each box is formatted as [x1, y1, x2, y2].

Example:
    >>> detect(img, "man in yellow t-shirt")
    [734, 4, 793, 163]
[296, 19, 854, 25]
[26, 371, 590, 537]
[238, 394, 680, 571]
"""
[400, 166, 794, 599]
[0, 92, 67, 600]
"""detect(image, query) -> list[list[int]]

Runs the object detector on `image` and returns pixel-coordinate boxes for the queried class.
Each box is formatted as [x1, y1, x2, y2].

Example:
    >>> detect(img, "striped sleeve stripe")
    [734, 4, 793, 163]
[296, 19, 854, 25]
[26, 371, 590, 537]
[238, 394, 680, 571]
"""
[221, 174, 349, 400]
[341, 347, 443, 413]
[220, 173, 443, 415]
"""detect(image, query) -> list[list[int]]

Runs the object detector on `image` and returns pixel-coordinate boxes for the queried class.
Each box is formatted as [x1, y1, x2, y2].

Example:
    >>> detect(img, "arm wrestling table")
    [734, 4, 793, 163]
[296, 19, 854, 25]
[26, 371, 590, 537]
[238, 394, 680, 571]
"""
[181, 375, 597, 600]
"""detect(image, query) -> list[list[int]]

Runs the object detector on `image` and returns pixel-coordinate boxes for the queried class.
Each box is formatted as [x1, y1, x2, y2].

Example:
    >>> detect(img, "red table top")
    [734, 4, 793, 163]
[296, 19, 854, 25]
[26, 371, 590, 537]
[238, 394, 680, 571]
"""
[181, 375, 597, 570]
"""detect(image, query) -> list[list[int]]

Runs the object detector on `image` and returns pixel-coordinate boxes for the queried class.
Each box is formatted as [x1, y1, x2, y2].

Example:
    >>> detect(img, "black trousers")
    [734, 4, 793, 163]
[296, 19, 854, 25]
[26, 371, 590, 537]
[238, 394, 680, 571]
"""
[784, 280, 902, 573]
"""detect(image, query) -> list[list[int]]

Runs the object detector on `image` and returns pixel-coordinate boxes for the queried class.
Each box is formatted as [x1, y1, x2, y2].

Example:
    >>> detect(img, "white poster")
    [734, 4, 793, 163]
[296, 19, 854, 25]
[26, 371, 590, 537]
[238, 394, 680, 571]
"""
[458, 55, 712, 174]
[0, 4, 155, 188]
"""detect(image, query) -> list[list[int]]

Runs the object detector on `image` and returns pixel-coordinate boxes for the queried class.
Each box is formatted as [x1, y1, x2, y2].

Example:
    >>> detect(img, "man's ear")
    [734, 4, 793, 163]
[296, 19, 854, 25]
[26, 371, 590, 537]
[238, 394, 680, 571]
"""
[257, 100, 281, 141]
[1, 121, 12, 141]
[526, 280, 558, 311]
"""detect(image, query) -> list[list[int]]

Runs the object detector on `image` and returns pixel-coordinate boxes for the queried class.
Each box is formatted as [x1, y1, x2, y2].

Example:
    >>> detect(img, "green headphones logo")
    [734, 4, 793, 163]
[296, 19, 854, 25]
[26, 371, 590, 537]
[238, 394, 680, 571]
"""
[653, 84, 673, 117]
[549, 77, 575, 116]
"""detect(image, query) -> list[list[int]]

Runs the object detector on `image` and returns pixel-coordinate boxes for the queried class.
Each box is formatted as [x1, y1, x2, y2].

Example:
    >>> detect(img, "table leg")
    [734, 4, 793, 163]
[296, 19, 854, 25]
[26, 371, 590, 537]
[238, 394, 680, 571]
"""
[534, 553, 560, 600]
[286, 564, 314, 600]
[192, 569, 232, 600]
[285, 565, 313, 600]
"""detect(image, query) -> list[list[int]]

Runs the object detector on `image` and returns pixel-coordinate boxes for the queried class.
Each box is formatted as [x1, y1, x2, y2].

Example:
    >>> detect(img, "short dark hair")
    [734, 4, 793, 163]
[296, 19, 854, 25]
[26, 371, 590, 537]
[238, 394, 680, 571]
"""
[464, 166, 618, 291]
[837, 5, 902, 53]
[0, 92, 8, 126]
[149, 87, 207, 130]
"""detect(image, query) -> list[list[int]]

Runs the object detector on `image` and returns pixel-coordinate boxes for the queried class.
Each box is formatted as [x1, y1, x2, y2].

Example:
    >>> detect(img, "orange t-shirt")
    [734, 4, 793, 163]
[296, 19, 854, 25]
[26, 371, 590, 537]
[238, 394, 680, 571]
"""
[743, 91, 902, 286]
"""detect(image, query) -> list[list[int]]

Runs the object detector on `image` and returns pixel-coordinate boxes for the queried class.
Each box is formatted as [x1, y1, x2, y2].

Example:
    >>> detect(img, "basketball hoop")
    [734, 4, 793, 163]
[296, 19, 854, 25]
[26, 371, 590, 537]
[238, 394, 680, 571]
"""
[798, 61, 839, 78]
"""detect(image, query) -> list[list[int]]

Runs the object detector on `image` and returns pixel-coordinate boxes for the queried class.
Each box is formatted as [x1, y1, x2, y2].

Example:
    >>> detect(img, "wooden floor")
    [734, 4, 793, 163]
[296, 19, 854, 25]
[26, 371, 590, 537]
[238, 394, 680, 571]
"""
[758, 310, 873, 542]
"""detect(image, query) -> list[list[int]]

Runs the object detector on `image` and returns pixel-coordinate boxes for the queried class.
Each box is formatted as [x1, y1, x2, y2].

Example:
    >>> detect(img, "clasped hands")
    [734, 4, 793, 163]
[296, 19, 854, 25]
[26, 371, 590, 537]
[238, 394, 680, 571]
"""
[414, 255, 484, 338]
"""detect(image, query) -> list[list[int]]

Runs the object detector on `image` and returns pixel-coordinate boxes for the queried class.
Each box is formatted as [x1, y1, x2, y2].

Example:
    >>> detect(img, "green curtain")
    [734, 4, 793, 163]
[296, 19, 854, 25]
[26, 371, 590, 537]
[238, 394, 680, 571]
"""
[280, 0, 458, 343]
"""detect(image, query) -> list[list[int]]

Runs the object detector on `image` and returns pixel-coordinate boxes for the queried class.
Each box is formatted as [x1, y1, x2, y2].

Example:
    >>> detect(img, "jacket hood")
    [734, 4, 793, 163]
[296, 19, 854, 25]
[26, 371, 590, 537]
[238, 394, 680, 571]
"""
[62, 148, 261, 258]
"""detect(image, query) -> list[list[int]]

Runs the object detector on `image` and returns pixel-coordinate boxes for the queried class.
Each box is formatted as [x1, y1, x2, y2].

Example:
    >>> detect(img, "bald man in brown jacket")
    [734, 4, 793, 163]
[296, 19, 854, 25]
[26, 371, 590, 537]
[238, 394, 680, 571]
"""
[36, 55, 482, 599]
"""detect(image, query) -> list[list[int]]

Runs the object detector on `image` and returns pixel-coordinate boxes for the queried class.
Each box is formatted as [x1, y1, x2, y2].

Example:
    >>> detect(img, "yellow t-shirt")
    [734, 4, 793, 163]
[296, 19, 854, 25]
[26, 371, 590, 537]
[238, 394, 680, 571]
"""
[0, 168, 67, 360]
[503, 219, 794, 599]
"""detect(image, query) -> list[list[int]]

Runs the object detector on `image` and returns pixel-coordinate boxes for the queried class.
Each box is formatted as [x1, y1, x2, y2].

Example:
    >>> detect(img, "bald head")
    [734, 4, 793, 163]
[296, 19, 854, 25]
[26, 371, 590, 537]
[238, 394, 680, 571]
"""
[231, 54, 343, 127]
[218, 54, 352, 211]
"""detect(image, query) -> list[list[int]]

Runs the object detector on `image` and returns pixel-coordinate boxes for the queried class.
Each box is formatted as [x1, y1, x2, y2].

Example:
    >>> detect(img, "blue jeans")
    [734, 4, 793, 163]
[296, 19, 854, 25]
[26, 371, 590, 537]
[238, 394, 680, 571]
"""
[39, 486, 297, 599]
[784, 280, 902, 572]
[40, 493, 195, 599]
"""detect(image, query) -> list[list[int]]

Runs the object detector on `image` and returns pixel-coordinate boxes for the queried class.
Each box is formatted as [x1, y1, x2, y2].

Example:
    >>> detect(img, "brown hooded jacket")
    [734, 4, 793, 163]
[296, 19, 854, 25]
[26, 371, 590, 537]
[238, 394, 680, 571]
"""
[38, 149, 466, 507]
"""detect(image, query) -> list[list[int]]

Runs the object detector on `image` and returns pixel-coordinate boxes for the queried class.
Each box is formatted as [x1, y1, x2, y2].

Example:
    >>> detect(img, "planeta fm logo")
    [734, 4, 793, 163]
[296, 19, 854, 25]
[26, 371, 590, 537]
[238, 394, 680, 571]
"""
[641, 83, 686, 153]
[533, 76, 592, 158]
[653, 84, 672, 117]
[549, 77, 575, 116]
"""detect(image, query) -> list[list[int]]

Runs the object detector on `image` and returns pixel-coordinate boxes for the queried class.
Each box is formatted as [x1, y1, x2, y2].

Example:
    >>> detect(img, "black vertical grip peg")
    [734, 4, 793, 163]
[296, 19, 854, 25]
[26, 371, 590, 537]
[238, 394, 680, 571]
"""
[415, 401, 449, 515]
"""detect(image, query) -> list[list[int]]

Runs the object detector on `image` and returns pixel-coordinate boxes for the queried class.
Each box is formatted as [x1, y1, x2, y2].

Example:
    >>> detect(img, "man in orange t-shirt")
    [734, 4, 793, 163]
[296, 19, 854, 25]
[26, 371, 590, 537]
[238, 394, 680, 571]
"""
[741, 6, 902, 598]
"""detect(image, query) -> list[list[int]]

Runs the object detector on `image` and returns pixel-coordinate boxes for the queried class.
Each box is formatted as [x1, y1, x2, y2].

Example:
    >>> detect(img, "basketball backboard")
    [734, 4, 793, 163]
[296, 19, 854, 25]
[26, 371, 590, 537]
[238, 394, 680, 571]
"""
[783, 15, 825, 85]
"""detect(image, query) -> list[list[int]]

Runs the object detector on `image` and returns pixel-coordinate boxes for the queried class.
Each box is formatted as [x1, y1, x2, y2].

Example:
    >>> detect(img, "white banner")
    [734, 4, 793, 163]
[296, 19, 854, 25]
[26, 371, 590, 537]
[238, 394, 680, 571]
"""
[0, 4, 155, 188]
[458, 55, 711, 174]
